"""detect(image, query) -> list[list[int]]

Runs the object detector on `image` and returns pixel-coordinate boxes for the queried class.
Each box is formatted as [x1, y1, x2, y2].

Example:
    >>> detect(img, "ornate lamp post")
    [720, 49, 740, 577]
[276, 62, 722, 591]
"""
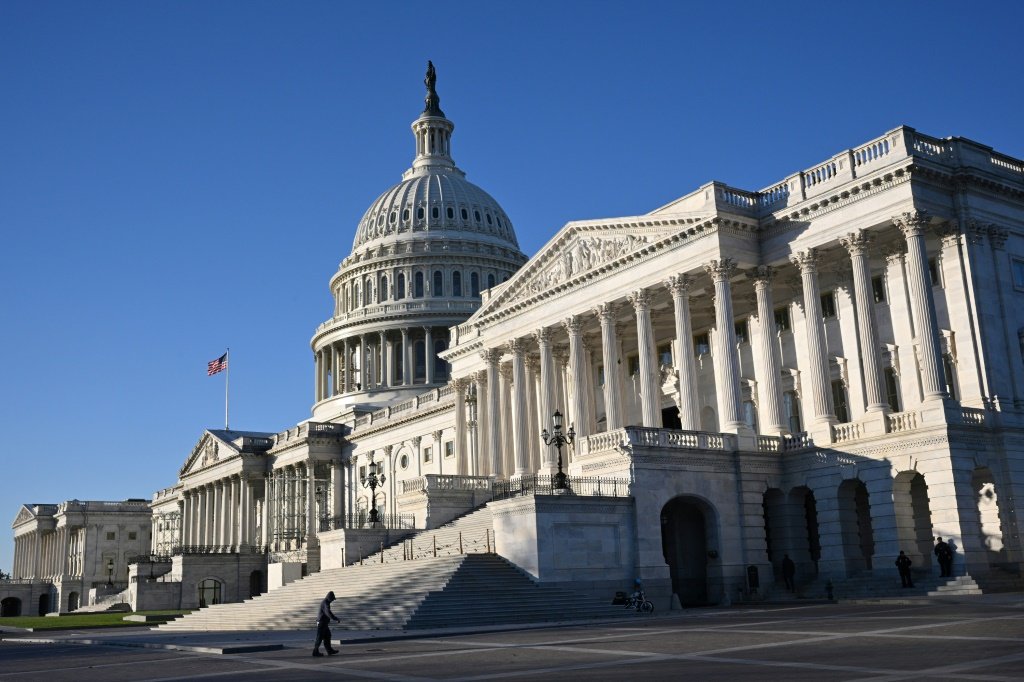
[362, 458, 386, 524]
[106, 558, 114, 586]
[541, 410, 574, 490]
[466, 386, 478, 476]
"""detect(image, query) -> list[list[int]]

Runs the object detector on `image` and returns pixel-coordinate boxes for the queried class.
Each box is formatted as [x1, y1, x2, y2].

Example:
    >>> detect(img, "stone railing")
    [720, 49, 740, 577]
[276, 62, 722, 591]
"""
[831, 422, 861, 444]
[886, 411, 919, 433]
[960, 407, 988, 426]
[354, 386, 456, 429]
[316, 300, 479, 334]
[780, 432, 813, 452]
[581, 427, 815, 456]
[271, 421, 344, 446]
[402, 475, 493, 494]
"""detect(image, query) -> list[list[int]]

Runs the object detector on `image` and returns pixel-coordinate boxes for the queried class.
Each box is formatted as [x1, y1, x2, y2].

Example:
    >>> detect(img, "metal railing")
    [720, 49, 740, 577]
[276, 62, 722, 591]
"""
[319, 513, 417, 532]
[491, 474, 631, 501]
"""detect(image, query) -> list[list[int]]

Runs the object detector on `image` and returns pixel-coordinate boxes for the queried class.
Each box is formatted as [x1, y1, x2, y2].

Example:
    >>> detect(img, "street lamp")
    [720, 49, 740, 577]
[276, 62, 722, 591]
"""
[106, 558, 114, 586]
[466, 387, 479, 475]
[541, 409, 574, 490]
[362, 459, 386, 525]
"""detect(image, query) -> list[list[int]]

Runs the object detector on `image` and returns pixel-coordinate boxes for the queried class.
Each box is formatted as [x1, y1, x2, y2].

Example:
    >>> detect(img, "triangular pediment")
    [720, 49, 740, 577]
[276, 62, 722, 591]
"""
[179, 431, 236, 478]
[469, 213, 712, 322]
[12, 505, 36, 528]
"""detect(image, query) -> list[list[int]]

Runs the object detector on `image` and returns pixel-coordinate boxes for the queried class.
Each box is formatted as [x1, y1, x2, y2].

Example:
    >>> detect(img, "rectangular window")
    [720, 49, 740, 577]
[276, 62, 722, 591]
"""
[783, 391, 801, 433]
[105, 532, 115, 541]
[872, 275, 887, 303]
[128, 532, 137, 541]
[831, 380, 850, 423]
[884, 367, 901, 412]
[1013, 259, 1024, 290]
[597, 365, 605, 386]
[628, 355, 640, 375]
[774, 306, 791, 332]
[444, 441, 454, 458]
[359, 465, 366, 483]
[942, 354, 958, 400]
[734, 320, 748, 345]
[693, 333, 710, 356]
[928, 258, 942, 287]
[657, 343, 673, 367]
[821, 291, 837, 318]
[423, 446, 433, 463]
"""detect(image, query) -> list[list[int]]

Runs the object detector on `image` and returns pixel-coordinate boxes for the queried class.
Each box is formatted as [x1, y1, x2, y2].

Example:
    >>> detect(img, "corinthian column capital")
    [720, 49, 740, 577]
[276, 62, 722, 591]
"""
[533, 326, 552, 346]
[479, 348, 501, 366]
[892, 209, 931, 238]
[508, 337, 528, 356]
[703, 258, 737, 282]
[563, 314, 584, 336]
[594, 301, 619, 323]
[746, 265, 775, 288]
[448, 377, 469, 393]
[627, 288, 652, 311]
[789, 249, 819, 273]
[839, 229, 873, 257]
[665, 274, 696, 298]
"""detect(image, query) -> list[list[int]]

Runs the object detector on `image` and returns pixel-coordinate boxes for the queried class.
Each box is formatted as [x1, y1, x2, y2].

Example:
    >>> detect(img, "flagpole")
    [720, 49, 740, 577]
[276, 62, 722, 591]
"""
[225, 347, 230, 431]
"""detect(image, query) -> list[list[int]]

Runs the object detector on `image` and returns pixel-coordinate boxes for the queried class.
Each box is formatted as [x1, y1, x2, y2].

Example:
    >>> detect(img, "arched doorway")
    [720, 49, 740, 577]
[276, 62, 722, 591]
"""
[1, 597, 21, 617]
[893, 472, 934, 567]
[249, 570, 264, 598]
[38, 593, 49, 616]
[67, 591, 80, 612]
[661, 496, 716, 606]
[838, 479, 874, 573]
[198, 579, 222, 608]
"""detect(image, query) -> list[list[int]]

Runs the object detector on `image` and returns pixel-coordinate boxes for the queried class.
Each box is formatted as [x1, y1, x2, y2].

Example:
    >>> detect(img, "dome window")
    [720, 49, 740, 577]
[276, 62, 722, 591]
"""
[432, 207, 439, 219]
[433, 270, 443, 297]
[497, 217, 503, 228]
[486, 213, 492, 225]
[474, 210, 481, 222]
[452, 271, 462, 297]
[414, 272, 424, 298]
[403, 208, 410, 222]
[390, 211, 396, 224]
[377, 214, 385, 226]
[417, 207, 424, 220]
[397, 273, 406, 299]
[461, 208, 468, 220]
[487, 274, 496, 289]
[446, 206, 454, 220]
[470, 272, 480, 297]
[380, 275, 388, 301]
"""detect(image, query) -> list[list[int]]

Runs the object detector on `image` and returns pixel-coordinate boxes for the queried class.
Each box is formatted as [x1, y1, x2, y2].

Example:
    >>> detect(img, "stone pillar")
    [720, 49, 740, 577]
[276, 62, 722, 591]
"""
[841, 230, 889, 413]
[306, 462, 317, 547]
[379, 331, 389, 388]
[475, 370, 488, 477]
[525, 356, 541, 472]
[313, 351, 321, 402]
[535, 327, 556, 474]
[510, 338, 530, 476]
[563, 314, 592, 436]
[748, 267, 786, 434]
[330, 343, 339, 397]
[627, 290, 662, 428]
[261, 473, 273, 549]
[499, 363, 514, 476]
[704, 260, 746, 432]
[238, 476, 249, 549]
[218, 481, 228, 549]
[892, 210, 947, 401]
[595, 302, 624, 430]
[330, 461, 343, 526]
[666, 275, 700, 430]
[790, 250, 837, 424]
[402, 328, 412, 386]
[482, 349, 502, 477]
[451, 378, 469, 475]
[424, 327, 434, 385]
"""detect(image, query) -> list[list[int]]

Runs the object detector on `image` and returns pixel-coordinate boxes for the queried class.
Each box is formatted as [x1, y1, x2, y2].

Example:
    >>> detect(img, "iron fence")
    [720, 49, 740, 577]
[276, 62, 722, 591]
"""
[491, 474, 631, 501]
[319, 513, 418, 532]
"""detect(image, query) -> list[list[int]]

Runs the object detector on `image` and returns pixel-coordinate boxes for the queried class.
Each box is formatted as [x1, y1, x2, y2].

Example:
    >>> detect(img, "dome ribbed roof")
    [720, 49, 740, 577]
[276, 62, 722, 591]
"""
[352, 171, 519, 250]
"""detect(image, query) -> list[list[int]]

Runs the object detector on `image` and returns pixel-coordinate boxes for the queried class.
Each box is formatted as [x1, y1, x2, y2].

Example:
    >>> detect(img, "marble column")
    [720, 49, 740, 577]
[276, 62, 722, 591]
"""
[306, 462, 317, 546]
[402, 328, 412, 385]
[510, 338, 530, 476]
[790, 249, 837, 423]
[525, 357, 541, 472]
[499, 363, 514, 475]
[424, 327, 435, 385]
[840, 230, 889, 413]
[379, 331, 389, 388]
[482, 349, 502, 477]
[452, 378, 469, 475]
[534, 327, 556, 474]
[331, 343, 339, 397]
[666, 275, 700, 430]
[628, 289, 662, 428]
[892, 210, 947, 401]
[596, 302, 624, 430]
[239, 476, 250, 548]
[341, 339, 351, 393]
[474, 370, 488, 477]
[748, 266, 786, 433]
[704, 259, 746, 432]
[330, 461, 343, 526]
[563, 315, 591, 437]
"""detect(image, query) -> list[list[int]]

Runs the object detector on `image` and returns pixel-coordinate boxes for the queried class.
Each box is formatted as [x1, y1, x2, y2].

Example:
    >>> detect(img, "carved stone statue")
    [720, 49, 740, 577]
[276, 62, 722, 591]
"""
[423, 60, 444, 116]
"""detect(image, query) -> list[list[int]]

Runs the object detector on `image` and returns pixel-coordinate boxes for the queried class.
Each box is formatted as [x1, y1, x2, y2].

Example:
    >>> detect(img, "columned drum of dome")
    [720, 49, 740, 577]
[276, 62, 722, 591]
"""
[311, 64, 527, 420]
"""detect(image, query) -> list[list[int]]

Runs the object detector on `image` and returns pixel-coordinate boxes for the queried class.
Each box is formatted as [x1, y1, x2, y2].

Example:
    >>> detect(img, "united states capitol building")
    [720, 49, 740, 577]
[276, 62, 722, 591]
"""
[7, 65, 1024, 618]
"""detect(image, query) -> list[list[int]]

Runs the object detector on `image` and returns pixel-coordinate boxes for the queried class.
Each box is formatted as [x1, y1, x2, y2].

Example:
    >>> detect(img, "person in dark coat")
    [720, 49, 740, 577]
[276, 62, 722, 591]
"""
[781, 554, 796, 592]
[313, 591, 340, 657]
[934, 537, 953, 577]
[895, 551, 914, 588]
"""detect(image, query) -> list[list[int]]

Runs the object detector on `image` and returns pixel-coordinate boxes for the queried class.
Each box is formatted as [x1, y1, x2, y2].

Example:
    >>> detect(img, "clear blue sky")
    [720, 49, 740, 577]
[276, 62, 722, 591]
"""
[2, 1, 1021, 573]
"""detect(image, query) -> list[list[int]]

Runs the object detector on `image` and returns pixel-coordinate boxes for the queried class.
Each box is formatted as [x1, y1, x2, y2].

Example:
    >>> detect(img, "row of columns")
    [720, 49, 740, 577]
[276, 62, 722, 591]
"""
[454, 214, 951, 473]
[13, 528, 76, 580]
[182, 474, 255, 550]
[315, 326, 448, 402]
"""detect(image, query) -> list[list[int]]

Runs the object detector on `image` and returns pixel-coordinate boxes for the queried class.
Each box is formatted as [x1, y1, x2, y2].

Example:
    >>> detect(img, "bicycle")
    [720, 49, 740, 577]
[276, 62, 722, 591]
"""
[623, 591, 654, 613]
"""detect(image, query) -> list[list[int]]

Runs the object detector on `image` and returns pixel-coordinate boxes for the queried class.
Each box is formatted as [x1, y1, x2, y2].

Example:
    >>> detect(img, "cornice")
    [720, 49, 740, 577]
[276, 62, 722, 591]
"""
[348, 398, 455, 440]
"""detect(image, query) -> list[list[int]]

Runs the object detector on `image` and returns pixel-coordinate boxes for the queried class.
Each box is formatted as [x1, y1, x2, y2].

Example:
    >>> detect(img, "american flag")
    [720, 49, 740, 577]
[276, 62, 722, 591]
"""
[207, 353, 228, 376]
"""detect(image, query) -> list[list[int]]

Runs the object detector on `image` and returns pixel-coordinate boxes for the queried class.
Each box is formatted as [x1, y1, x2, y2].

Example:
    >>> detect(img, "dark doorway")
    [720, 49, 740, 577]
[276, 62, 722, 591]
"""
[838, 479, 874, 573]
[661, 497, 713, 605]
[249, 570, 264, 598]
[38, 593, 49, 616]
[1, 597, 21, 617]
[198, 579, 221, 608]
[67, 591, 79, 612]
[662, 407, 682, 430]
[894, 472, 934, 567]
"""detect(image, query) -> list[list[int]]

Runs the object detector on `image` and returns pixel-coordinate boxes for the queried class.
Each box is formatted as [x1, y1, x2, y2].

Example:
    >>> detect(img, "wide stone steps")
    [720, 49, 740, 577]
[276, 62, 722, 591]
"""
[785, 571, 984, 601]
[374, 507, 495, 563]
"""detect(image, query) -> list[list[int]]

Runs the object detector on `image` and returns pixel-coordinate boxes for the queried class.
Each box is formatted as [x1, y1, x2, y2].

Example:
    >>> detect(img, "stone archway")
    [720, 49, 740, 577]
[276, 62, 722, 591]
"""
[661, 496, 717, 606]
[198, 579, 222, 608]
[837, 479, 874, 573]
[893, 472, 934, 568]
[67, 591, 80, 612]
[1, 597, 21, 617]
[249, 570, 264, 598]
[37, 593, 49, 616]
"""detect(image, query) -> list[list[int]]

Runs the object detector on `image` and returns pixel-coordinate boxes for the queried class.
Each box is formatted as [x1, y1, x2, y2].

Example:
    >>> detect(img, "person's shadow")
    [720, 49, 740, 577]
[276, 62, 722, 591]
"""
[947, 539, 959, 574]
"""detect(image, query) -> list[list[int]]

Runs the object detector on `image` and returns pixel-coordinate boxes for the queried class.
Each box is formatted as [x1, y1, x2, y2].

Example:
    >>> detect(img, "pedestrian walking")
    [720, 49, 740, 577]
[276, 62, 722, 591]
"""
[934, 537, 953, 577]
[313, 590, 340, 657]
[782, 554, 796, 592]
[895, 551, 914, 588]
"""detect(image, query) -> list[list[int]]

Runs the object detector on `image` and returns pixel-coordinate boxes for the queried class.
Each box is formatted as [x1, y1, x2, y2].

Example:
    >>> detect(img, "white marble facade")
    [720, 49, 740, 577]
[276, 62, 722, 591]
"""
[10, 68, 1024, 611]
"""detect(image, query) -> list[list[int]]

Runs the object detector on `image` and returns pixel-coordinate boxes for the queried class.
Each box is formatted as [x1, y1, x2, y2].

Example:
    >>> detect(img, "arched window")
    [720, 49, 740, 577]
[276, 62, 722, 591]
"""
[365, 277, 374, 304]
[432, 206, 439, 219]
[417, 207, 424, 220]
[354, 282, 361, 307]
[380, 275, 388, 302]
[784, 391, 802, 433]
[402, 208, 409, 222]
[433, 271, 443, 297]
[414, 272, 424, 298]
[396, 273, 406, 299]
[470, 272, 480, 297]
[461, 208, 468, 220]
[414, 340, 426, 381]
[474, 210, 481, 222]
[487, 273, 495, 289]
[452, 271, 462, 296]
[446, 206, 454, 219]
